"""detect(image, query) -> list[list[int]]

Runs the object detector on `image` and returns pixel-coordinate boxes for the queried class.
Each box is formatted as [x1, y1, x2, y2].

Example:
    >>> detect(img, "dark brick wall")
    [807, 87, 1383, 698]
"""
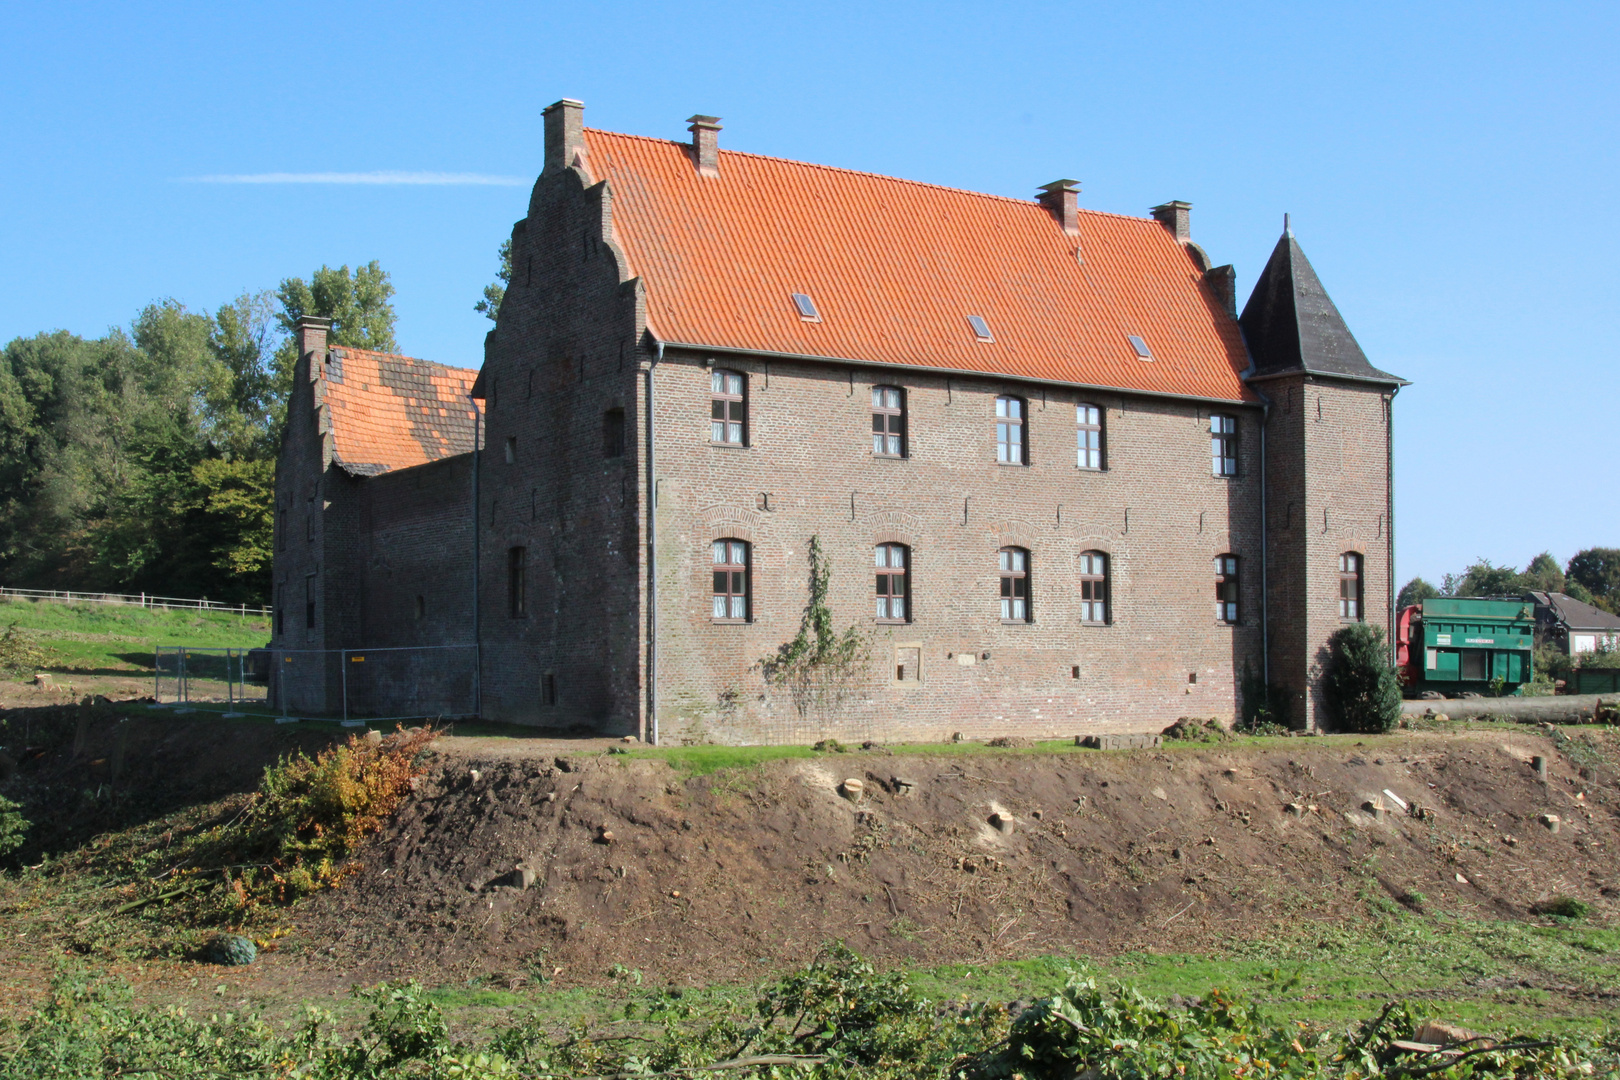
[472, 160, 647, 731]
[1263, 376, 1396, 729]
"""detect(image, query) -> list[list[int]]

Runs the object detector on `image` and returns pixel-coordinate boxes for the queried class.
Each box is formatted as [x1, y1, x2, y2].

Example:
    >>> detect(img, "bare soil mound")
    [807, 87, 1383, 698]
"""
[283, 730, 1620, 990]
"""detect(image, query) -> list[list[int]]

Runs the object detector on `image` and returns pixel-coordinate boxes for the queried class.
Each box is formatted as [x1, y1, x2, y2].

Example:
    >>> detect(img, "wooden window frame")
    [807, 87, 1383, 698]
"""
[710, 369, 747, 446]
[712, 539, 750, 622]
[1215, 555, 1239, 624]
[508, 546, 527, 618]
[875, 543, 910, 623]
[1079, 551, 1109, 625]
[995, 395, 1026, 465]
[999, 546, 1031, 623]
[1339, 552, 1363, 621]
[1077, 403, 1104, 470]
[872, 386, 906, 458]
[1211, 414, 1238, 477]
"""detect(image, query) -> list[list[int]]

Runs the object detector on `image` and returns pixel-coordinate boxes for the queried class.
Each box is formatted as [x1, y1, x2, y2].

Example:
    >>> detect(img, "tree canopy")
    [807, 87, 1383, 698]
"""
[0, 264, 396, 604]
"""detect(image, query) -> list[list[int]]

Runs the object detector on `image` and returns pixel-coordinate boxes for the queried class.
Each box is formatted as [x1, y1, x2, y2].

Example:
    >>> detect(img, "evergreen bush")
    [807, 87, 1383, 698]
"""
[1322, 623, 1402, 734]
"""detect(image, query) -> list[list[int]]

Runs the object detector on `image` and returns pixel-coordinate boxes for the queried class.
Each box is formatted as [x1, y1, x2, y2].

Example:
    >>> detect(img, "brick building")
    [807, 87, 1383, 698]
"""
[271, 99, 1405, 740]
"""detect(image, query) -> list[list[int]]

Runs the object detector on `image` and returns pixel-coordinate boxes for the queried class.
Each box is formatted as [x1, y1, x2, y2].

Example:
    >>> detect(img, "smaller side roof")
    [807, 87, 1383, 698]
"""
[321, 347, 479, 475]
[1526, 591, 1620, 632]
[1239, 229, 1406, 386]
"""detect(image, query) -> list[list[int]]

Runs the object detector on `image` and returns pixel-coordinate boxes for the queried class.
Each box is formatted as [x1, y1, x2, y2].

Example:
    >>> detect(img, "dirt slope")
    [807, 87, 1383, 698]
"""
[285, 731, 1619, 990]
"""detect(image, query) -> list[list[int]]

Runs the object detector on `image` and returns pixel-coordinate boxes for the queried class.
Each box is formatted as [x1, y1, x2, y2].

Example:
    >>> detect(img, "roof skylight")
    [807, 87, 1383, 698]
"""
[791, 293, 821, 321]
[1127, 335, 1153, 360]
[967, 315, 994, 342]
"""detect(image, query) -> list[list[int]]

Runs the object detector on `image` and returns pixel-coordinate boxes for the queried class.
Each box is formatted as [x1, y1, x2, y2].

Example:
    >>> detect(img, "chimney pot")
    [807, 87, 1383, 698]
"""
[687, 114, 722, 177]
[1151, 200, 1192, 243]
[294, 316, 332, 377]
[543, 98, 586, 175]
[1037, 179, 1081, 236]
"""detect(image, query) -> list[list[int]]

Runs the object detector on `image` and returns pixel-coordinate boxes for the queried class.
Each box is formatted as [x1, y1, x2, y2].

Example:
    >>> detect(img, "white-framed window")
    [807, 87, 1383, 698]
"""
[999, 547, 1030, 622]
[1077, 404, 1103, 469]
[1079, 551, 1109, 624]
[1211, 414, 1237, 476]
[712, 539, 750, 621]
[1215, 555, 1239, 623]
[875, 544, 909, 621]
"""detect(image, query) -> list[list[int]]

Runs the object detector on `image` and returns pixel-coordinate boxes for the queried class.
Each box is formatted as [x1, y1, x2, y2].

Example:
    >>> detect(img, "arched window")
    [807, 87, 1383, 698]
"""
[1339, 552, 1363, 620]
[1079, 551, 1109, 625]
[1211, 414, 1238, 476]
[1215, 555, 1239, 623]
[995, 396, 1026, 464]
[1076, 404, 1103, 469]
[712, 539, 750, 621]
[875, 544, 909, 621]
[710, 370, 746, 445]
[999, 547, 1030, 622]
[872, 386, 905, 457]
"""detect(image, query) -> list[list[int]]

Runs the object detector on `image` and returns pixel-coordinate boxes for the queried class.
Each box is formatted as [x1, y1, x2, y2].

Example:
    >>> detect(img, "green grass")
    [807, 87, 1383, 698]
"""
[410, 912, 1620, 1039]
[0, 597, 269, 675]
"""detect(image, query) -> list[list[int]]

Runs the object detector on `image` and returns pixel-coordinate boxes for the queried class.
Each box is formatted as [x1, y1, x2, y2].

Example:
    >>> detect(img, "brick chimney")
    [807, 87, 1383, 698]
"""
[1204, 264, 1237, 318]
[294, 316, 331, 376]
[1150, 201, 1191, 243]
[1037, 179, 1081, 236]
[688, 115, 722, 178]
[543, 98, 586, 174]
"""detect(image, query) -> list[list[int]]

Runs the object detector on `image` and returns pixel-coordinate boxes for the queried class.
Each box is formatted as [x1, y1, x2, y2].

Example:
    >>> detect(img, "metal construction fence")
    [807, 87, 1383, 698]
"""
[154, 644, 478, 725]
[3, 586, 267, 617]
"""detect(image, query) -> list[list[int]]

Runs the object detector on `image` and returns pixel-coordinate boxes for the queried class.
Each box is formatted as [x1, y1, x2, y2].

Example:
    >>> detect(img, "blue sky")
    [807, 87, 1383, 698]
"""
[2, 0, 1615, 587]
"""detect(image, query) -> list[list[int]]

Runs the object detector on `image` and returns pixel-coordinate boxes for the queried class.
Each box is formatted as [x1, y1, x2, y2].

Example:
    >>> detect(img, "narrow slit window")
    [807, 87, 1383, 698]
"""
[1079, 551, 1109, 624]
[968, 315, 994, 342]
[876, 544, 909, 622]
[1077, 403, 1103, 469]
[1215, 555, 1239, 623]
[713, 539, 749, 621]
[791, 292, 821, 321]
[995, 396, 1025, 464]
[1339, 552, 1363, 621]
[872, 386, 905, 457]
[508, 546, 527, 618]
[603, 407, 625, 457]
[999, 547, 1030, 622]
[710, 370, 746, 445]
[541, 672, 557, 706]
[414, 594, 426, 621]
[1211, 414, 1238, 476]
[504, 435, 516, 464]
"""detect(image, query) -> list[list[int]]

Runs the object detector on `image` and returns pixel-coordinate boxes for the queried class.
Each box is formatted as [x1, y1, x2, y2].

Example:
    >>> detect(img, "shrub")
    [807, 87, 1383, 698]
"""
[1323, 623, 1402, 734]
[0, 622, 49, 676]
[0, 795, 30, 858]
[1533, 896, 1591, 920]
[1238, 662, 1292, 732]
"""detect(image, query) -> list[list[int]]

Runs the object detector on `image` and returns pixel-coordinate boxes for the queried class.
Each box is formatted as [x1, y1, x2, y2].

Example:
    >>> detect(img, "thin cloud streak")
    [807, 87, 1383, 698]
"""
[183, 171, 529, 186]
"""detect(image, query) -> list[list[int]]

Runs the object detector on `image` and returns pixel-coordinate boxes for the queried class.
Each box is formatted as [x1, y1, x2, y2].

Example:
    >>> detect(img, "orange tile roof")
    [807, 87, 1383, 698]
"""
[322, 347, 479, 474]
[583, 129, 1253, 403]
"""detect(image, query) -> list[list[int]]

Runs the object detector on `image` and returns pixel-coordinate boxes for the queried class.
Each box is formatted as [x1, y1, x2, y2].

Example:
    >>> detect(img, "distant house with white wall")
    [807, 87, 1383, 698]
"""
[1526, 591, 1620, 655]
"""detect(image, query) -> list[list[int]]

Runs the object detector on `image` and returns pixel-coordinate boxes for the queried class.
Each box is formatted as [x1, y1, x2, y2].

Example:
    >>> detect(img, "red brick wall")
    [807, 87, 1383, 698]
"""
[1263, 375, 1396, 729]
[648, 351, 1265, 745]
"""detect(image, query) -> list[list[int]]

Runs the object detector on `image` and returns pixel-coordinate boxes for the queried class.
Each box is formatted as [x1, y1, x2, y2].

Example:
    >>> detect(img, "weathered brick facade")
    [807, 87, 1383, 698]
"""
[271, 102, 1403, 740]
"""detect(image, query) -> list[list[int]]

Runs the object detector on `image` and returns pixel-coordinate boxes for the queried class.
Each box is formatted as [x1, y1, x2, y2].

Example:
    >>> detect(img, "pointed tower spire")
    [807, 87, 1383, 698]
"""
[1239, 228, 1404, 384]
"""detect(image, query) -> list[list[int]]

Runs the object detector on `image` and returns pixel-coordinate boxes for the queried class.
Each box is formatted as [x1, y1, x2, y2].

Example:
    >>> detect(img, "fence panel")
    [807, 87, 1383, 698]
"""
[155, 644, 477, 723]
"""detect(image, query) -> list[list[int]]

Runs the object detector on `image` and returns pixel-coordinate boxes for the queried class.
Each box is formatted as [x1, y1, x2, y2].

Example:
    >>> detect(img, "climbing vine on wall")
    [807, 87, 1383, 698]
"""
[758, 536, 873, 724]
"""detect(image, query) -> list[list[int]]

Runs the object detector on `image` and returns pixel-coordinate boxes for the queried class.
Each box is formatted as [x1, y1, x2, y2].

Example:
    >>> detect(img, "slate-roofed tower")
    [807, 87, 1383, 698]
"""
[1240, 225, 1407, 729]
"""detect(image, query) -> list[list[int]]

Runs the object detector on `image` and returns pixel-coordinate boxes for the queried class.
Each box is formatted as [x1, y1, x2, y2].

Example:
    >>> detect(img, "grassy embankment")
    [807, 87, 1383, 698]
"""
[0, 596, 268, 679]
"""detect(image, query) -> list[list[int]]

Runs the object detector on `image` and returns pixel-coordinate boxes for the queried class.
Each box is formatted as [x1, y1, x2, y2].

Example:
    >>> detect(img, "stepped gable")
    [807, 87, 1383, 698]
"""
[320, 346, 479, 476]
[581, 128, 1253, 403]
[1239, 228, 1406, 385]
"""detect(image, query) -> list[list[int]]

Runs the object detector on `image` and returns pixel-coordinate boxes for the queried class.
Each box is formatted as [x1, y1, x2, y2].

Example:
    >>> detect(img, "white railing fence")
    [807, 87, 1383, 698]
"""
[1, 586, 267, 617]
